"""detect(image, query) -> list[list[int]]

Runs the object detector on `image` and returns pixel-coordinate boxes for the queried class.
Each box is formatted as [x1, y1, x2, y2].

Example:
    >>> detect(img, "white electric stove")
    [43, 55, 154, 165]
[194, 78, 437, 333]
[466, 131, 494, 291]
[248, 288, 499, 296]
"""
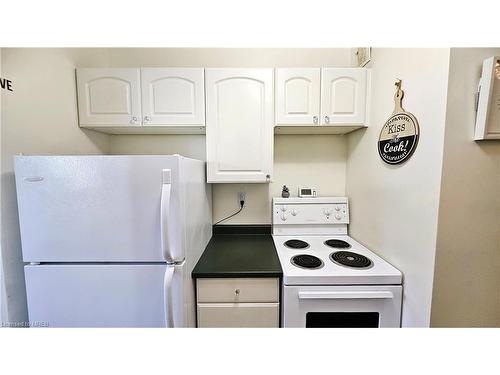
[272, 197, 403, 328]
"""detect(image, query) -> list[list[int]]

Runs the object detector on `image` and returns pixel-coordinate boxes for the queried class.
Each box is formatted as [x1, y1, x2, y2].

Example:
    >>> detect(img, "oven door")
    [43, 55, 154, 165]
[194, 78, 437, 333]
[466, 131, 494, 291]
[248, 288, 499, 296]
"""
[283, 285, 402, 328]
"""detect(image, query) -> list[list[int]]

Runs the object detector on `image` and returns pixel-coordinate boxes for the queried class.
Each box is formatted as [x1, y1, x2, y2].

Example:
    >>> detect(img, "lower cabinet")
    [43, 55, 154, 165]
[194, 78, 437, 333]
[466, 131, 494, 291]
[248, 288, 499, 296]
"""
[198, 303, 279, 328]
[196, 277, 280, 328]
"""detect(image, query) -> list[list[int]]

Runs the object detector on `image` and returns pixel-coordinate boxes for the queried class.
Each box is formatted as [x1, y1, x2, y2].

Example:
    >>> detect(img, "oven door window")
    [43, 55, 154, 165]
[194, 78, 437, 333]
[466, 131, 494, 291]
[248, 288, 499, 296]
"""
[306, 312, 380, 328]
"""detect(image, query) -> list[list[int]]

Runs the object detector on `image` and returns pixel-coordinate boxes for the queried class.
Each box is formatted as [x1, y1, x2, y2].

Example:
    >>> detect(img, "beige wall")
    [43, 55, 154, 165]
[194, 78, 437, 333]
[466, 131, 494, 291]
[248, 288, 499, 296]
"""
[107, 48, 352, 68]
[109, 135, 206, 160]
[431, 48, 500, 327]
[107, 48, 352, 223]
[111, 134, 347, 224]
[0, 47, 6, 323]
[345, 48, 451, 327]
[1, 48, 110, 323]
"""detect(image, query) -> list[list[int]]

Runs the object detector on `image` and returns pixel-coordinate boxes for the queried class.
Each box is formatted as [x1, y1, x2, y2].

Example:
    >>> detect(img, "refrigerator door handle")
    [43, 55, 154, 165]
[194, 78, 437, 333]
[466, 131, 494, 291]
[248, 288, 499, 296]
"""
[160, 169, 173, 262]
[163, 266, 175, 328]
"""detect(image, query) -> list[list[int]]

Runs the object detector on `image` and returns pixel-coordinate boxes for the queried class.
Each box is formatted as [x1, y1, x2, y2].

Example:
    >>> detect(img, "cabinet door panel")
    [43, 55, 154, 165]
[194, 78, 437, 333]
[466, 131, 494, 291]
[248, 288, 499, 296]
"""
[321, 68, 367, 125]
[197, 303, 279, 328]
[77, 68, 141, 126]
[276, 68, 320, 125]
[206, 69, 273, 183]
[141, 68, 205, 126]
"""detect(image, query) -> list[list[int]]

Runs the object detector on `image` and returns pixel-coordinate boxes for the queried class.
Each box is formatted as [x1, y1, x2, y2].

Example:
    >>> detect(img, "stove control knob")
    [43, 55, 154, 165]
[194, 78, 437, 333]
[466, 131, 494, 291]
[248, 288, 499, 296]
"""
[281, 214, 287, 221]
[335, 205, 341, 211]
[323, 209, 332, 216]
[291, 209, 298, 216]
[335, 214, 342, 220]
[280, 205, 287, 212]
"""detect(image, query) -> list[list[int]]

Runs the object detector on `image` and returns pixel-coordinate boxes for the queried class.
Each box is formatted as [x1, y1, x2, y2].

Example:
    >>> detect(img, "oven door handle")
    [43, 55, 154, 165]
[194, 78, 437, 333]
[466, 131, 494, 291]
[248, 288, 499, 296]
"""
[298, 291, 394, 300]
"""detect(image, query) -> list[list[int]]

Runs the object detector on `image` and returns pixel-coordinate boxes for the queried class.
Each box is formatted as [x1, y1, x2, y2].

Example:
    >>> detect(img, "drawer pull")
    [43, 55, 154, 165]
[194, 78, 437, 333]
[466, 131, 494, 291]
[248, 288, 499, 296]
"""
[235, 289, 240, 295]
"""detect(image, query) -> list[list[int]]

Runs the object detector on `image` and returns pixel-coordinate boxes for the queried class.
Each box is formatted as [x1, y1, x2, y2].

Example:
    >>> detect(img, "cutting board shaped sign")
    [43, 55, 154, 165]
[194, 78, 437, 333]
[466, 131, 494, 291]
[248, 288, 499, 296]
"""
[378, 80, 419, 165]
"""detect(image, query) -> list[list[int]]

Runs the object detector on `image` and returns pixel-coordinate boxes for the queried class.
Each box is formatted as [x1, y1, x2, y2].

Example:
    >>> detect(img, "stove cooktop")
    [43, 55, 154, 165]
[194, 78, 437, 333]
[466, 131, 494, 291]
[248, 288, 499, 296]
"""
[272, 235, 402, 285]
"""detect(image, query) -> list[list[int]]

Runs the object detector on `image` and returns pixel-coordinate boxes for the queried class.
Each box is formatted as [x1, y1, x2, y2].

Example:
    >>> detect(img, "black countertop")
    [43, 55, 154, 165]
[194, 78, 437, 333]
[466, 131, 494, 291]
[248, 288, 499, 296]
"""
[192, 225, 282, 278]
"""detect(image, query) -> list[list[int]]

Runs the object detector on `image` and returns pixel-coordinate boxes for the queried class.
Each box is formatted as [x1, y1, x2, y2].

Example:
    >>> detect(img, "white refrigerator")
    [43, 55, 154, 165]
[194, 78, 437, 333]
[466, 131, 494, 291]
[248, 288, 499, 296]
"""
[14, 155, 212, 327]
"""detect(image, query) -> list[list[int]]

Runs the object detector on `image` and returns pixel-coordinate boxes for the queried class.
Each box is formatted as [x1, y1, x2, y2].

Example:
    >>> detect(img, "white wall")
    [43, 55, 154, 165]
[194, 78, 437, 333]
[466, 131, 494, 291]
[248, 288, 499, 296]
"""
[345, 48, 451, 327]
[430, 48, 500, 327]
[1, 48, 110, 323]
[107, 48, 352, 223]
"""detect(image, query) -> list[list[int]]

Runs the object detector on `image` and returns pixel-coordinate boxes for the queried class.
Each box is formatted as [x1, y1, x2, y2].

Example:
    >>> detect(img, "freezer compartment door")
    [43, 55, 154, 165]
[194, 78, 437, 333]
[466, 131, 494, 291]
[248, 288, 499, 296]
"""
[14, 155, 183, 262]
[24, 264, 187, 328]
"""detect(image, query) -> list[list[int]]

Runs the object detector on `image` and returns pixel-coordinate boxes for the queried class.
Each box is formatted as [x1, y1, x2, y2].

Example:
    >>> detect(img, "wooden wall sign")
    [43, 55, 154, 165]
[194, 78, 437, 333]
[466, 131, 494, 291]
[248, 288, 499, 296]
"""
[378, 79, 420, 165]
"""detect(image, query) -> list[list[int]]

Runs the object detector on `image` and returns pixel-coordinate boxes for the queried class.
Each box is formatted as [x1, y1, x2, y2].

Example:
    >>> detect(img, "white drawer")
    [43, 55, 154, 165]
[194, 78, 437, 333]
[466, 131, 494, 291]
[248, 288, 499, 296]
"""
[197, 303, 279, 328]
[197, 278, 279, 303]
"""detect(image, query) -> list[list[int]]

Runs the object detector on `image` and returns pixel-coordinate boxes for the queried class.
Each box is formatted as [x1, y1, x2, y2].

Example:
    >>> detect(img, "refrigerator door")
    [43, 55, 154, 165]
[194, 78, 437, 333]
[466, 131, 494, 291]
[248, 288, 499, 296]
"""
[24, 263, 187, 328]
[15, 155, 183, 262]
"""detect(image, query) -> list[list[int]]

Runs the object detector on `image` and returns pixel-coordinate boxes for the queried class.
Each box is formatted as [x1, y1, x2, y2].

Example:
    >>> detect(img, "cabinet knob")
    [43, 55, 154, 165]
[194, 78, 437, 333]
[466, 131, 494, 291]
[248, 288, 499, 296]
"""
[235, 289, 240, 295]
[324, 115, 330, 124]
[130, 116, 138, 124]
[313, 115, 318, 124]
[144, 116, 152, 124]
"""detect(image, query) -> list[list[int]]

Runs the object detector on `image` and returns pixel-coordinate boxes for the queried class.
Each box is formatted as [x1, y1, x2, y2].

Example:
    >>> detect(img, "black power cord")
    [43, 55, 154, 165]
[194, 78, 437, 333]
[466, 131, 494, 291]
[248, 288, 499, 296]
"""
[214, 199, 245, 225]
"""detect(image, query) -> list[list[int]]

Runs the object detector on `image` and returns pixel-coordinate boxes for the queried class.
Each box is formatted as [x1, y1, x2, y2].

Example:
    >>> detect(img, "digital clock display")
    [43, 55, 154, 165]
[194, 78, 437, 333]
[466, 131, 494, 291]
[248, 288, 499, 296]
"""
[298, 187, 317, 197]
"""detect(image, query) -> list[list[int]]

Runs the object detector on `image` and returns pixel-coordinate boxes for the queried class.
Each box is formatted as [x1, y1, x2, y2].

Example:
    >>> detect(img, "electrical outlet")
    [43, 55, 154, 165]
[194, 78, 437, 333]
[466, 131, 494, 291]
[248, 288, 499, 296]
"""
[238, 191, 246, 207]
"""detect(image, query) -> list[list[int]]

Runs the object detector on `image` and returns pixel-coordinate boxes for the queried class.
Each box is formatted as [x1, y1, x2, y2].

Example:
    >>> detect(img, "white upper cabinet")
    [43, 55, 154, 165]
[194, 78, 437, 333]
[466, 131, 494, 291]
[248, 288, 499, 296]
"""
[77, 68, 141, 127]
[275, 68, 320, 125]
[320, 68, 367, 125]
[274, 67, 370, 134]
[76, 68, 205, 133]
[76, 66, 368, 135]
[140, 68, 205, 127]
[205, 69, 274, 183]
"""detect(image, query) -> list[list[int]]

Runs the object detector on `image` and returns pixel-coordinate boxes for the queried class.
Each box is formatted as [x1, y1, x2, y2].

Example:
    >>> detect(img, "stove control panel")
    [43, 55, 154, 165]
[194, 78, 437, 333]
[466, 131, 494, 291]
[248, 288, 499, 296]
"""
[272, 198, 349, 225]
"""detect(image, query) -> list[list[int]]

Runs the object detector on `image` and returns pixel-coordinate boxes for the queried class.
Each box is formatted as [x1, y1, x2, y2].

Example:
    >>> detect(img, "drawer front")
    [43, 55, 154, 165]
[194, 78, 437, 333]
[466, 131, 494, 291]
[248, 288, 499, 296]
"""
[197, 278, 279, 303]
[197, 303, 279, 328]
